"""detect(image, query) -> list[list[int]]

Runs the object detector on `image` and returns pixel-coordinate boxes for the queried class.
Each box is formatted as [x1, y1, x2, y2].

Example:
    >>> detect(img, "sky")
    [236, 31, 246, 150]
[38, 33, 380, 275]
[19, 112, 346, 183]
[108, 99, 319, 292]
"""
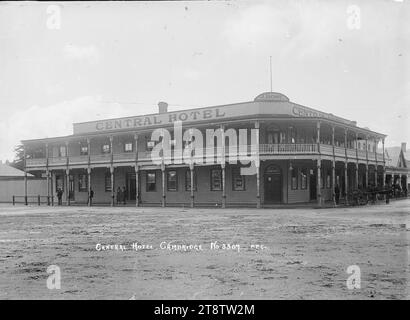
[0, 0, 409, 161]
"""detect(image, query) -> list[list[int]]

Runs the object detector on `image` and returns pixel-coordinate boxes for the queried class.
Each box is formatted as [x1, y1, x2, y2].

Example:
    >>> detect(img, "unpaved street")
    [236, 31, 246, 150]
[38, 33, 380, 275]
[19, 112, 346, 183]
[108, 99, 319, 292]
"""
[0, 200, 409, 299]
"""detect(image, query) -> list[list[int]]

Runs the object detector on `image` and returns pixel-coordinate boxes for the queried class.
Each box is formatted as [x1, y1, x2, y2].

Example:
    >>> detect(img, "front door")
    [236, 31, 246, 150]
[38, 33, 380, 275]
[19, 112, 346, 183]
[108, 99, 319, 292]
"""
[126, 173, 136, 201]
[264, 165, 282, 203]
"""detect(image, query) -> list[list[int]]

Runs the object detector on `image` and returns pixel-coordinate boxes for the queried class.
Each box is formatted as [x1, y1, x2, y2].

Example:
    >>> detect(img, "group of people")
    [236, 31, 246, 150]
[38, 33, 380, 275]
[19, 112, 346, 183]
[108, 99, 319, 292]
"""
[55, 187, 127, 206]
[56, 188, 94, 206]
[116, 186, 127, 205]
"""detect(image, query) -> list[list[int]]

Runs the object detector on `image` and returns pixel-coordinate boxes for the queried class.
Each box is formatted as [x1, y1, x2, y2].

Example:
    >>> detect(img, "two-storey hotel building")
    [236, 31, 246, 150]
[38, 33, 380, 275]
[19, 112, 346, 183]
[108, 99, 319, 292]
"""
[22, 92, 389, 207]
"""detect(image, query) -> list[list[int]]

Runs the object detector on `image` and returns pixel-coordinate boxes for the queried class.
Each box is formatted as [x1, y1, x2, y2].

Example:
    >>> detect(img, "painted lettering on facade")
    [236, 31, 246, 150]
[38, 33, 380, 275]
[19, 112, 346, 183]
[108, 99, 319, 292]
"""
[292, 105, 352, 125]
[93, 108, 226, 132]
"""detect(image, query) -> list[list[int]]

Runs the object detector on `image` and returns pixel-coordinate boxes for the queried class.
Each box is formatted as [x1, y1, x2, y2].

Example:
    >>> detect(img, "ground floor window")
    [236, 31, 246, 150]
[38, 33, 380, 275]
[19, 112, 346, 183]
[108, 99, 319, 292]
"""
[78, 174, 88, 192]
[146, 171, 156, 192]
[291, 168, 298, 190]
[326, 169, 331, 188]
[56, 175, 64, 192]
[167, 170, 178, 191]
[185, 169, 197, 191]
[232, 168, 245, 191]
[105, 172, 112, 192]
[321, 168, 330, 189]
[210, 168, 222, 191]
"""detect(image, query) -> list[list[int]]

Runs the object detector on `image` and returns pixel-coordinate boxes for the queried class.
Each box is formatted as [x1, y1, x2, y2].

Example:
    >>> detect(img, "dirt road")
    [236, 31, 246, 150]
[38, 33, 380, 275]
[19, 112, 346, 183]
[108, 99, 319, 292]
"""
[0, 200, 408, 299]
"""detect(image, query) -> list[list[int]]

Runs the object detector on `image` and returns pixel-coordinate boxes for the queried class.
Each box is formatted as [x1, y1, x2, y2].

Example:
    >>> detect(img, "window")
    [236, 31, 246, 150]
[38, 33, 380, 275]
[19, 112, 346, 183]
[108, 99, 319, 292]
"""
[124, 142, 133, 152]
[146, 140, 155, 150]
[102, 144, 110, 154]
[80, 145, 88, 156]
[280, 132, 286, 143]
[59, 145, 66, 157]
[291, 168, 298, 190]
[267, 131, 280, 144]
[105, 172, 112, 192]
[185, 169, 197, 191]
[78, 174, 88, 192]
[56, 175, 64, 192]
[289, 127, 296, 144]
[167, 170, 178, 191]
[210, 169, 222, 191]
[301, 168, 307, 189]
[146, 171, 156, 192]
[232, 168, 245, 191]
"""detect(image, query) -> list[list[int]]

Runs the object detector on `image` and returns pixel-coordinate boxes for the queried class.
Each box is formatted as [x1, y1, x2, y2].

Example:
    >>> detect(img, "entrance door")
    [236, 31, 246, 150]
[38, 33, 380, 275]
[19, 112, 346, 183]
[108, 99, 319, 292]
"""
[310, 169, 316, 200]
[126, 173, 136, 201]
[264, 165, 282, 203]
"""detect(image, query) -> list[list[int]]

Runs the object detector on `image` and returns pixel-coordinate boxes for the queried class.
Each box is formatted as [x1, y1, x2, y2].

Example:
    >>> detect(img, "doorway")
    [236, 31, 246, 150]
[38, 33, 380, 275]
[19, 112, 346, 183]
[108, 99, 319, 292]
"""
[126, 172, 136, 201]
[264, 165, 282, 203]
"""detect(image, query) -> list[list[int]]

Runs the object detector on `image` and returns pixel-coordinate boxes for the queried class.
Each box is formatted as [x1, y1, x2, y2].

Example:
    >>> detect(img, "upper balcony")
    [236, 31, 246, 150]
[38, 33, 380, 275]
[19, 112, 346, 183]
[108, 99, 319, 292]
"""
[25, 143, 385, 168]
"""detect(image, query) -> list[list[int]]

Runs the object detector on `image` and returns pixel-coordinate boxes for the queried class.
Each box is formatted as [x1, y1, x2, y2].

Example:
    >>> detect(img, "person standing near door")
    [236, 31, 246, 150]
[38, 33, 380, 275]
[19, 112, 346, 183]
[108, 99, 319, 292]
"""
[88, 188, 94, 206]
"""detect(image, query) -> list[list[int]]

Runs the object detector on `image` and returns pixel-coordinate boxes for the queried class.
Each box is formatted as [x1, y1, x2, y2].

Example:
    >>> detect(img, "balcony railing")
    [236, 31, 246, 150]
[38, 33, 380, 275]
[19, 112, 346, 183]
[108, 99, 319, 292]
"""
[90, 154, 111, 163]
[113, 152, 136, 162]
[48, 157, 67, 165]
[319, 144, 333, 155]
[346, 148, 357, 158]
[25, 158, 47, 167]
[69, 155, 88, 165]
[357, 150, 367, 159]
[334, 146, 346, 157]
[25, 144, 385, 168]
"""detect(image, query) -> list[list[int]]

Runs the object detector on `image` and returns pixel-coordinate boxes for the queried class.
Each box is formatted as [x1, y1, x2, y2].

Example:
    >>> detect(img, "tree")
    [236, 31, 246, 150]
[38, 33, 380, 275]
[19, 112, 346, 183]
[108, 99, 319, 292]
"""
[9, 144, 24, 171]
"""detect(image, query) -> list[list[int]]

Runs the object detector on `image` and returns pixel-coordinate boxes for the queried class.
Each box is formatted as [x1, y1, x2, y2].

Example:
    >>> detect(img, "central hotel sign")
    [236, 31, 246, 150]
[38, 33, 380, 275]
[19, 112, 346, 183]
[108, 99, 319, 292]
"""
[95, 108, 226, 131]
[73, 102, 354, 134]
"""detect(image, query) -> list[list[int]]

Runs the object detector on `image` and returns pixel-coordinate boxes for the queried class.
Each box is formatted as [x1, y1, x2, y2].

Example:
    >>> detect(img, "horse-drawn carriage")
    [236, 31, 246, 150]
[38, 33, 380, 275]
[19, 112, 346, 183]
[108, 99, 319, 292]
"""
[347, 186, 394, 206]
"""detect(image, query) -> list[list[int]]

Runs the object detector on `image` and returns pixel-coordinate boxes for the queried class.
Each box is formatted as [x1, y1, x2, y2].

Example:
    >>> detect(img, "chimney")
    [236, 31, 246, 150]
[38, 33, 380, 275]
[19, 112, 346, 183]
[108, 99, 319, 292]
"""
[158, 101, 168, 114]
[401, 142, 406, 153]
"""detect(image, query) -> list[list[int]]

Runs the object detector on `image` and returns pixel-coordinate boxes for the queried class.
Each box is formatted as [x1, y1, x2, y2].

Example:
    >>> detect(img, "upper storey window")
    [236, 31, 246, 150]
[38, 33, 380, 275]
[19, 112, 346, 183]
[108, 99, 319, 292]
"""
[288, 126, 296, 144]
[80, 145, 88, 156]
[266, 125, 281, 144]
[124, 142, 133, 152]
[59, 145, 67, 157]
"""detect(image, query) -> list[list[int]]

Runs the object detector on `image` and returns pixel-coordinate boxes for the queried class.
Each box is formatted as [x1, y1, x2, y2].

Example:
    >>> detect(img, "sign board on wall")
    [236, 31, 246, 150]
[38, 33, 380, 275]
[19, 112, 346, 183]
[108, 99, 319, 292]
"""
[72, 100, 356, 135]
